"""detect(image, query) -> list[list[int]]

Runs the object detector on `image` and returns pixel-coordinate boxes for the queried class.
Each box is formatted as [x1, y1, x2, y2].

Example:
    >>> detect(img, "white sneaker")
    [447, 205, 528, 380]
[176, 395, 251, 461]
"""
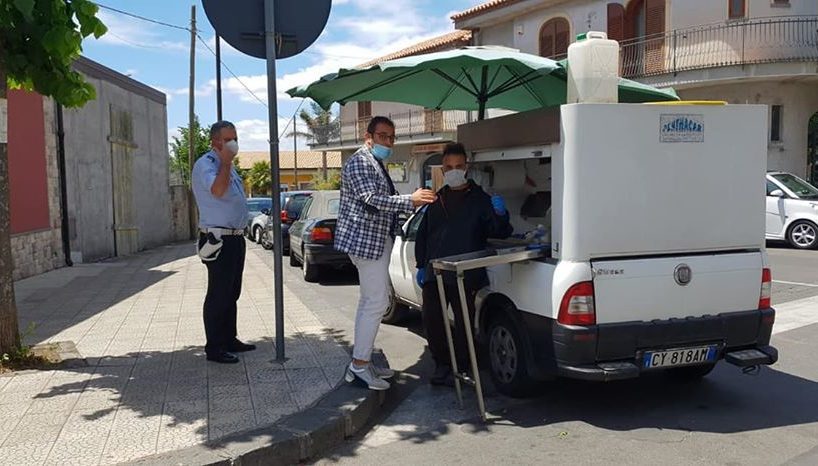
[345, 363, 390, 390]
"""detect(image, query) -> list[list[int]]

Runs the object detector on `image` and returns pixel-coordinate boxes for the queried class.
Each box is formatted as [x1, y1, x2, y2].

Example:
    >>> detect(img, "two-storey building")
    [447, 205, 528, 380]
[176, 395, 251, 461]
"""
[308, 0, 818, 188]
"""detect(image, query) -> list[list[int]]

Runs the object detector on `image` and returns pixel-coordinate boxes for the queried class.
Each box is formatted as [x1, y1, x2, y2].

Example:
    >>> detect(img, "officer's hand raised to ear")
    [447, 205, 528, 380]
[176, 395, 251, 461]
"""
[411, 188, 437, 207]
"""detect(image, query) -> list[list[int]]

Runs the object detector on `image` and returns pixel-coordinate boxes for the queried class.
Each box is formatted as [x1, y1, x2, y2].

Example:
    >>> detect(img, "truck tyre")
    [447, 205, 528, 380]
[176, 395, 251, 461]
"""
[382, 285, 408, 325]
[666, 363, 716, 381]
[787, 220, 818, 249]
[302, 252, 320, 282]
[488, 313, 534, 398]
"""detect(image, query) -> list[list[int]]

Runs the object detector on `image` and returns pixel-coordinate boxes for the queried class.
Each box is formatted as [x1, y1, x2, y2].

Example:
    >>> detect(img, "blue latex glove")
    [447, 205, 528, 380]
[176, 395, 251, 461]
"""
[415, 268, 425, 287]
[491, 194, 507, 215]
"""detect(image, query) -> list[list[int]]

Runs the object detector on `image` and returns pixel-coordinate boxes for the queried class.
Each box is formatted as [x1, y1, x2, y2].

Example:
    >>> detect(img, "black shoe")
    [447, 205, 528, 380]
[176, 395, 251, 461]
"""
[430, 364, 453, 386]
[227, 340, 256, 353]
[207, 351, 240, 364]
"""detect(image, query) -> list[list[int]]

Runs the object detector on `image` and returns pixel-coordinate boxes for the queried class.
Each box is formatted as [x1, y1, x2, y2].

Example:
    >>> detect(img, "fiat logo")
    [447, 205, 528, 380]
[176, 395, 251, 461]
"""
[674, 264, 692, 286]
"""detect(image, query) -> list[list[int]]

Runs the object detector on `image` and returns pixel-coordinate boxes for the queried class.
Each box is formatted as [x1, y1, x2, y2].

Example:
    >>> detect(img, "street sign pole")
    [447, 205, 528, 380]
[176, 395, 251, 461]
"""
[264, 0, 286, 362]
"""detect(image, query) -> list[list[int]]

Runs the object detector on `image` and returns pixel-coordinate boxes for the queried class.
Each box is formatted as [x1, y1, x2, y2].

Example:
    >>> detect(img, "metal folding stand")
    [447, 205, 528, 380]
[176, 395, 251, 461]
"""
[430, 247, 548, 422]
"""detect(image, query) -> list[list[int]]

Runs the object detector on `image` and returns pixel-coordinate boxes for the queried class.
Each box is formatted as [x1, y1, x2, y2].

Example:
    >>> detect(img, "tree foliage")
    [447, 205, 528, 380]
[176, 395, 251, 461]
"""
[247, 161, 272, 195]
[310, 169, 341, 190]
[1, 0, 107, 107]
[169, 116, 211, 186]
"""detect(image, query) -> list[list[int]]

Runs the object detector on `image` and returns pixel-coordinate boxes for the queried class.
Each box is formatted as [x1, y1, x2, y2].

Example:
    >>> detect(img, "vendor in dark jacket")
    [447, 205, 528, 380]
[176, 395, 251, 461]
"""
[415, 142, 513, 385]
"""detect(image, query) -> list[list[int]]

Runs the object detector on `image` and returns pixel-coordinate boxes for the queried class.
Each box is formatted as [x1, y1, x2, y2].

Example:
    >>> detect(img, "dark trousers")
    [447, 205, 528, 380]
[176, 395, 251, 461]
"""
[422, 281, 478, 369]
[199, 233, 246, 355]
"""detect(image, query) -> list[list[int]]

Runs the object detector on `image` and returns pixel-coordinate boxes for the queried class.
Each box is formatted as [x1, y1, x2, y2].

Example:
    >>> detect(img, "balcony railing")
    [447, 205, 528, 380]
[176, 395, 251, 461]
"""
[619, 16, 818, 79]
[307, 109, 469, 147]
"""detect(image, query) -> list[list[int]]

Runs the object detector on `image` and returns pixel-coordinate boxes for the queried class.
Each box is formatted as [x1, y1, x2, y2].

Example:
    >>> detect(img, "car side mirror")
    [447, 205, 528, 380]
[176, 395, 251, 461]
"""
[770, 189, 786, 198]
[261, 208, 270, 215]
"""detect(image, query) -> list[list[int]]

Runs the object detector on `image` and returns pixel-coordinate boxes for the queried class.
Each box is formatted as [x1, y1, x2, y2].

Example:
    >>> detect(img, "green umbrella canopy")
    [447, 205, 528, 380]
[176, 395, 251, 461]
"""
[287, 46, 679, 119]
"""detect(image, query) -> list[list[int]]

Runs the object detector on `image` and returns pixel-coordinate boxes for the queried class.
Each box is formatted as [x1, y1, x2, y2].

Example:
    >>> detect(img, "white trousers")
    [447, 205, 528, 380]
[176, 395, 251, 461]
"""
[349, 237, 393, 361]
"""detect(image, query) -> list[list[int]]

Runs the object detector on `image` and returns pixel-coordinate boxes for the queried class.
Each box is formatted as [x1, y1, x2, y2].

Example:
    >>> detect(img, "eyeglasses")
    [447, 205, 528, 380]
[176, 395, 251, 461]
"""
[375, 132, 396, 143]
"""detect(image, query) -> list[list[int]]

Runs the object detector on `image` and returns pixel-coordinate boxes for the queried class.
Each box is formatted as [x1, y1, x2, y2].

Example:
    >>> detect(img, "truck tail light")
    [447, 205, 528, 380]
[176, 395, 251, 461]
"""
[759, 268, 772, 309]
[558, 281, 596, 325]
[311, 227, 333, 243]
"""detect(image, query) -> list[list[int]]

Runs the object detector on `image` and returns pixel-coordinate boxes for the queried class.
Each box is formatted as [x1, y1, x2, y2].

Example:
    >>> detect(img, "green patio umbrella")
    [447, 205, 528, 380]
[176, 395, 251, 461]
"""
[287, 46, 679, 120]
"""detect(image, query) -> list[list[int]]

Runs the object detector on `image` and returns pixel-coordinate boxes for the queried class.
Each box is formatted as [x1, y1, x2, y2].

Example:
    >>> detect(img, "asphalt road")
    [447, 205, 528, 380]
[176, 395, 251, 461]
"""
[251, 241, 818, 465]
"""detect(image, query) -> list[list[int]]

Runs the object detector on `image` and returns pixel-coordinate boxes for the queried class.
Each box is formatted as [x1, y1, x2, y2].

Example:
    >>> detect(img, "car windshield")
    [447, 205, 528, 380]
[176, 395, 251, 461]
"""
[772, 173, 818, 199]
[247, 199, 272, 212]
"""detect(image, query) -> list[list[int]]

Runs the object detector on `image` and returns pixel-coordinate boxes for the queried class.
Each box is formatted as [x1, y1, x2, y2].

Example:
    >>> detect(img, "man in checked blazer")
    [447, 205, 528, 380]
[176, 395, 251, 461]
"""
[336, 116, 437, 390]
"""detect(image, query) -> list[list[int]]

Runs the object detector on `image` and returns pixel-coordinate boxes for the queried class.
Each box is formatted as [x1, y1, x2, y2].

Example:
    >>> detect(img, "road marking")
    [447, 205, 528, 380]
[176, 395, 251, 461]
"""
[773, 279, 818, 288]
[773, 294, 818, 335]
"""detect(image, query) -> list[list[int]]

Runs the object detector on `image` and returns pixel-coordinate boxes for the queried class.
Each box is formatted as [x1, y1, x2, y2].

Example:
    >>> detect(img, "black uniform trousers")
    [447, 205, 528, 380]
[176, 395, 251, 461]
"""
[421, 280, 478, 369]
[199, 233, 245, 356]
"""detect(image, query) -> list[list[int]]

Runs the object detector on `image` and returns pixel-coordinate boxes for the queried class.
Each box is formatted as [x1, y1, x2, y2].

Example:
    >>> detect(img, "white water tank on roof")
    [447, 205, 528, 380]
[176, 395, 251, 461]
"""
[566, 31, 619, 104]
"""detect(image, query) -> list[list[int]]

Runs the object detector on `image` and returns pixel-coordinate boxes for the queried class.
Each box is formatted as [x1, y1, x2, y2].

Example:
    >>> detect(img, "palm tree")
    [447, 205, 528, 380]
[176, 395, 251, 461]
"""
[288, 102, 340, 144]
[247, 161, 272, 196]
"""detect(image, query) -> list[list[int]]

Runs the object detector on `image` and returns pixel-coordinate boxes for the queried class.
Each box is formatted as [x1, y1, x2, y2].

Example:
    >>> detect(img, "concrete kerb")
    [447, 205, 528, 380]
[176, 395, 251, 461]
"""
[126, 378, 393, 466]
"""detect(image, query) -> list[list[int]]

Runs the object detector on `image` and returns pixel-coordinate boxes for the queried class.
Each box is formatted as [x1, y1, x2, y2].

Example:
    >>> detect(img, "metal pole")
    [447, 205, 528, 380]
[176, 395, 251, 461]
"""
[187, 5, 197, 240]
[293, 122, 298, 191]
[216, 35, 223, 121]
[436, 272, 463, 407]
[457, 273, 487, 422]
[265, 0, 286, 362]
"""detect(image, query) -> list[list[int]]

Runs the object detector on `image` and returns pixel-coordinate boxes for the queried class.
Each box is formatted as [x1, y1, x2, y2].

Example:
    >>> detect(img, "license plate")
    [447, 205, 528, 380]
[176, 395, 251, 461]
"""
[642, 345, 718, 369]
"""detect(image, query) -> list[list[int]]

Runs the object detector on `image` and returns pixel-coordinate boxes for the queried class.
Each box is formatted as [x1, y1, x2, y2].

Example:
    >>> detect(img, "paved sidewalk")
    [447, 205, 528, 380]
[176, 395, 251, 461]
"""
[1, 242, 352, 465]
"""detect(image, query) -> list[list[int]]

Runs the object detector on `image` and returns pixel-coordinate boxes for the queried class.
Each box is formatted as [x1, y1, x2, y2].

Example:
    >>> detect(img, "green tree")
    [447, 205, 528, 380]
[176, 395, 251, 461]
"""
[169, 116, 210, 186]
[247, 160, 271, 195]
[310, 169, 341, 190]
[0, 0, 107, 354]
[288, 102, 339, 144]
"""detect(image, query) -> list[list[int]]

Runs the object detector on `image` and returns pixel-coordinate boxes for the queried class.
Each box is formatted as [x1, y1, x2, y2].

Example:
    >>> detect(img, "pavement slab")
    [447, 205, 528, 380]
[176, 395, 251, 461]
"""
[6, 241, 364, 465]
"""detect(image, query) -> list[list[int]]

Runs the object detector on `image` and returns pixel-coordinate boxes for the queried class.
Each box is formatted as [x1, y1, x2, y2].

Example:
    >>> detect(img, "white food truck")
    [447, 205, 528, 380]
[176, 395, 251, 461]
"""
[389, 101, 778, 402]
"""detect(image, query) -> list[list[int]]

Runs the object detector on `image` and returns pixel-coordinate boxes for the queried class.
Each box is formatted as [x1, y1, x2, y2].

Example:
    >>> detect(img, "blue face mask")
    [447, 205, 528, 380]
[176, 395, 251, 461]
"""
[371, 144, 393, 160]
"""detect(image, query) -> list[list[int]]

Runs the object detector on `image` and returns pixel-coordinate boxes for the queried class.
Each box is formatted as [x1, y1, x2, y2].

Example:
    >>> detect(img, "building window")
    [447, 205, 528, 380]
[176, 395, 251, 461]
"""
[771, 105, 782, 142]
[729, 0, 746, 19]
[607, 3, 625, 42]
[539, 18, 570, 59]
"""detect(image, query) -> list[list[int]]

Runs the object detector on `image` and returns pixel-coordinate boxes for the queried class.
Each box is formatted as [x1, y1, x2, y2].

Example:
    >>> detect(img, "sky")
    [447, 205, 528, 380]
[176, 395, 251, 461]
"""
[79, 0, 483, 152]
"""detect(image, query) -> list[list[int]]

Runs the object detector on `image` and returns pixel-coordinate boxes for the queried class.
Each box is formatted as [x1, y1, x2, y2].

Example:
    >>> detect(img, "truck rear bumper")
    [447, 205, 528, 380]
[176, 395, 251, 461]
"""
[522, 308, 778, 382]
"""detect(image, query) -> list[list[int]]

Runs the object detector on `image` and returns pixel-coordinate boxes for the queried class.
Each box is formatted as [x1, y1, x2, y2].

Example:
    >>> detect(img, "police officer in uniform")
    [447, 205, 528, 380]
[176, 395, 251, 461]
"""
[192, 121, 256, 364]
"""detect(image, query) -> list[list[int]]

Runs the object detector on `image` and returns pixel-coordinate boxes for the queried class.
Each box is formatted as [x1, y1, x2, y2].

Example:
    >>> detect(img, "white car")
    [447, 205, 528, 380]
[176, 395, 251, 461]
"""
[765, 171, 818, 249]
[385, 213, 424, 323]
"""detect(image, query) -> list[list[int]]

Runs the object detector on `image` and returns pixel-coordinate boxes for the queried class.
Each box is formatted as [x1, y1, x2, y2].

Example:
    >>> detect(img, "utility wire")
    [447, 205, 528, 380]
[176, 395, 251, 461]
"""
[93, 2, 191, 31]
[196, 33, 269, 108]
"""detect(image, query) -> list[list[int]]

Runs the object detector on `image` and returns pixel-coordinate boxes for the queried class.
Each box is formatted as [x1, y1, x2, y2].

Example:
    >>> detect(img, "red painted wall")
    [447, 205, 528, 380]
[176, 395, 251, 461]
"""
[8, 90, 50, 234]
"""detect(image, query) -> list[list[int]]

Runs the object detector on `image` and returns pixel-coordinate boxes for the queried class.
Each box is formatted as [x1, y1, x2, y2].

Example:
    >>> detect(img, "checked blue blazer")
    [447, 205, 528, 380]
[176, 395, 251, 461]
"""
[334, 145, 414, 260]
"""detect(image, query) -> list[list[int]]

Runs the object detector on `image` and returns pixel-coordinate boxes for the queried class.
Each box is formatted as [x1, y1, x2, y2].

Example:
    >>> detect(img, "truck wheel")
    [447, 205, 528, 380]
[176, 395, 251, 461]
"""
[488, 314, 534, 398]
[302, 253, 320, 282]
[382, 285, 408, 325]
[666, 363, 716, 381]
[787, 220, 818, 249]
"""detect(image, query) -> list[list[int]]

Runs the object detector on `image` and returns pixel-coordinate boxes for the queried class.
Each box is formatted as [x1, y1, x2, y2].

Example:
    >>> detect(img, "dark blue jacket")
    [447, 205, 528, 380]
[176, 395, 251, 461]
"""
[415, 180, 513, 288]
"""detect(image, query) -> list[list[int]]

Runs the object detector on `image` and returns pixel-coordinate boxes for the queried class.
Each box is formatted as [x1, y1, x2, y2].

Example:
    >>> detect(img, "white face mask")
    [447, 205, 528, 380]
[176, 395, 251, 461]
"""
[224, 140, 239, 155]
[443, 169, 467, 188]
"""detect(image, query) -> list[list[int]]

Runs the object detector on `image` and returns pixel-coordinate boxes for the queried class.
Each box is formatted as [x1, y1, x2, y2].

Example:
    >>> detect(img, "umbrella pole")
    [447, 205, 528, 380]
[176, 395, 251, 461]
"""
[478, 100, 486, 121]
[478, 65, 488, 120]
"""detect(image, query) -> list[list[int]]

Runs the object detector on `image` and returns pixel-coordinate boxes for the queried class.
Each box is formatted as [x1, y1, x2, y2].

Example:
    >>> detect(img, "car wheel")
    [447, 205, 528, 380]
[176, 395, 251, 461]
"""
[253, 226, 264, 244]
[665, 363, 716, 381]
[302, 251, 320, 282]
[382, 284, 409, 324]
[289, 248, 300, 266]
[488, 313, 534, 398]
[787, 220, 818, 249]
[260, 231, 273, 250]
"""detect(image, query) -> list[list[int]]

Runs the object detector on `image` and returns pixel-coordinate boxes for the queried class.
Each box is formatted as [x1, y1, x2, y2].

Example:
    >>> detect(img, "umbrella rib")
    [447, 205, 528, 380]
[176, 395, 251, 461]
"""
[488, 68, 538, 97]
[461, 68, 483, 95]
[335, 68, 427, 104]
[486, 66, 503, 92]
[431, 69, 479, 97]
[490, 66, 548, 107]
